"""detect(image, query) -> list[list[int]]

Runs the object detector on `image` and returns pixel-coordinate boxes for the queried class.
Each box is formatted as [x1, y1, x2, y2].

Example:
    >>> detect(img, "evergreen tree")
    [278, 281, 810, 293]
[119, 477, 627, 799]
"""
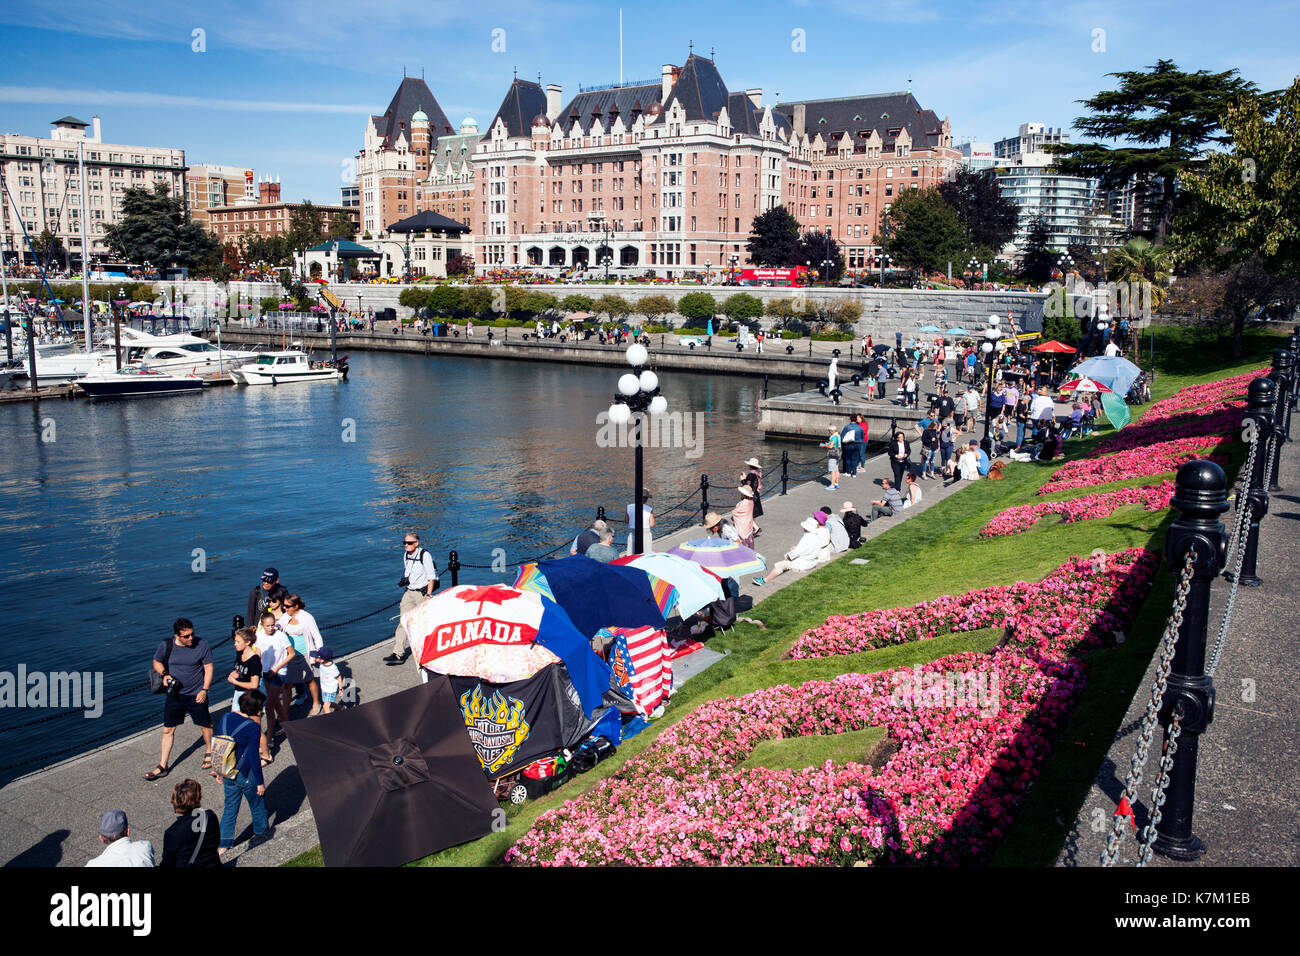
[746, 206, 803, 266]
[676, 291, 719, 324]
[31, 228, 68, 271]
[938, 168, 1019, 251]
[1045, 59, 1264, 240]
[1018, 218, 1057, 284]
[105, 183, 218, 271]
[797, 230, 845, 281]
[327, 213, 355, 240]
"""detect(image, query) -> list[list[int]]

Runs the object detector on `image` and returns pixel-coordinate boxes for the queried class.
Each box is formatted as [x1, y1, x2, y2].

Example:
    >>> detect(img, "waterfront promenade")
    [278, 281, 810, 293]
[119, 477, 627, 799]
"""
[0, 449, 976, 867]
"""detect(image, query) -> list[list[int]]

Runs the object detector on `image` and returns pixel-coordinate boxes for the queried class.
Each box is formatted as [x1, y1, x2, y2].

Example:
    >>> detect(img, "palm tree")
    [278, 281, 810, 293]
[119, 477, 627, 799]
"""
[1106, 237, 1172, 306]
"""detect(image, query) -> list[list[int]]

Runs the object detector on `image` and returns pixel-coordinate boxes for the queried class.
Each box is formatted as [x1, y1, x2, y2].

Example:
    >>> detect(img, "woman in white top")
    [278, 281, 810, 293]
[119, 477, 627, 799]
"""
[281, 594, 325, 717]
[625, 490, 655, 555]
[255, 615, 293, 744]
[903, 472, 923, 509]
[958, 444, 981, 482]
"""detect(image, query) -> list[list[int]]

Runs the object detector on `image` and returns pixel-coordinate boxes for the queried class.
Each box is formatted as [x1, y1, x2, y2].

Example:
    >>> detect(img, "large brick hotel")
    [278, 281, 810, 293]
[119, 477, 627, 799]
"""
[355, 54, 961, 278]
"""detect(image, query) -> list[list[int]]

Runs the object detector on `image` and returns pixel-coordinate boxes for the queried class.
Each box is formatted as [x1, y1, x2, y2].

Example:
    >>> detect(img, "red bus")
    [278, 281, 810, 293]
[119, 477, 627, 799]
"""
[738, 266, 809, 287]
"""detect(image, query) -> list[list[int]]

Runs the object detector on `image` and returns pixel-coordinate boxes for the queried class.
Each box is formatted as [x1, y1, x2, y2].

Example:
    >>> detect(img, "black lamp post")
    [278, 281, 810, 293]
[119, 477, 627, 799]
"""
[980, 313, 1002, 455]
[728, 254, 738, 284]
[607, 342, 668, 554]
[705, 259, 711, 284]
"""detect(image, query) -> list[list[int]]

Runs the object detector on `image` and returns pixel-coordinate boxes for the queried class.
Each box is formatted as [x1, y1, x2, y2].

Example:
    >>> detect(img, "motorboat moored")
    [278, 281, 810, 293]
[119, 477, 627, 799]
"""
[75, 365, 205, 398]
[228, 350, 348, 385]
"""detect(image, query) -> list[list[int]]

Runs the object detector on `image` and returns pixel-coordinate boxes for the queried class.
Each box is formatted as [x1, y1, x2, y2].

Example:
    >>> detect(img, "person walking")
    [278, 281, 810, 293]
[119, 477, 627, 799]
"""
[742, 458, 764, 520]
[939, 418, 958, 481]
[839, 419, 860, 478]
[311, 647, 341, 714]
[387, 532, 439, 666]
[919, 420, 940, 479]
[625, 490, 655, 555]
[731, 486, 757, 549]
[255, 610, 292, 750]
[227, 626, 263, 724]
[146, 618, 215, 782]
[822, 426, 842, 490]
[828, 355, 839, 394]
[246, 567, 283, 634]
[281, 594, 323, 715]
[216, 690, 271, 857]
[160, 779, 221, 867]
[875, 362, 888, 400]
[890, 430, 911, 489]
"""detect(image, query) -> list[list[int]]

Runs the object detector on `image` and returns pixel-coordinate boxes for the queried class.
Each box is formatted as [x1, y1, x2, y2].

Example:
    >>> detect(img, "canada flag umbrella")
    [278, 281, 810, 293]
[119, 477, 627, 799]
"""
[1059, 376, 1113, 393]
[282, 677, 499, 867]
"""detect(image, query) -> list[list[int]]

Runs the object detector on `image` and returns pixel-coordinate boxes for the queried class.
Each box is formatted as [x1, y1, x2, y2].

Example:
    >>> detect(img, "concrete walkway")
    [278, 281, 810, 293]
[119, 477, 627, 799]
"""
[0, 436, 979, 867]
[1058, 436, 1300, 867]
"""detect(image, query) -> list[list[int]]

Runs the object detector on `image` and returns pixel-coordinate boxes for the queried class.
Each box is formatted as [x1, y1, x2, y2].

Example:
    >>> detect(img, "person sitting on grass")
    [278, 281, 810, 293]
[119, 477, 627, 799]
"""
[754, 517, 826, 585]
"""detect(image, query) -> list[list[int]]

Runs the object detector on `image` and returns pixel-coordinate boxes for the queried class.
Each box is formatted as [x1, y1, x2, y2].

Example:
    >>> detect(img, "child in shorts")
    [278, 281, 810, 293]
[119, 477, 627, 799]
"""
[311, 647, 341, 714]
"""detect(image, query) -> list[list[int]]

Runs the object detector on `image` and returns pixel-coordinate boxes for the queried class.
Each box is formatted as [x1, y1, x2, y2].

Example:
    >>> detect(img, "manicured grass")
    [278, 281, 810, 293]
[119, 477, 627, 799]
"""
[739, 727, 888, 772]
[285, 326, 1284, 868]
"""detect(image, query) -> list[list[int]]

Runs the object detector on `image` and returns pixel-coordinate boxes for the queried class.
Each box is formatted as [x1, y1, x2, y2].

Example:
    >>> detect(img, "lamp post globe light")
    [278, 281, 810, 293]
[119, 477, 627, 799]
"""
[705, 259, 712, 284]
[980, 313, 1001, 455]
[1056, 253, 1073, 282]
[607, 343, 668, 554]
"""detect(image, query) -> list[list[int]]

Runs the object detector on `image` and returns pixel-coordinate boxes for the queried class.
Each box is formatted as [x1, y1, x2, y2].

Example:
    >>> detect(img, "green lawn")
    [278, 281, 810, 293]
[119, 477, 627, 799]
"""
[286, 325, 1284, 868]
[739, 727, 888, 772]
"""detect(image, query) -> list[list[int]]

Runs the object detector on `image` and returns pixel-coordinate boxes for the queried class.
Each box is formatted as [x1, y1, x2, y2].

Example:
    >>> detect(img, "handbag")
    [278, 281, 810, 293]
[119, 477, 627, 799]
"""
[149, 639, 174, 694]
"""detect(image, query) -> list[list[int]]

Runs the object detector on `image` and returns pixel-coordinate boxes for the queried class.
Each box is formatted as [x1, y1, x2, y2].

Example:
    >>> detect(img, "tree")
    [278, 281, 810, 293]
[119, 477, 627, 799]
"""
[593, 294, 632, 322]
[723, 292, 764, 328]
[797, 231, 845, 281]
[1045, 59, 1264, 241]
[1172, 77, 1300, 355]
[459, 286, 493, 317]
[746, 205, 803, 266]
[105, 183, 218, 271]
[1106, 237, 1173, 307]
[285, 201, 326, 260]
[676, 291, 719, 325]
[880, 188, 969, 274]
[327, 213, 355, 240]
[31, 228, 68, 271]
[1018, 217, 1057, 284]
[938, 168, 1019, 251]
[446, 253, 474, 277]
[1040, 310, 1082, 348]
[637, 293, 675, 326]
[426, 285, 462, 316]
[559, 293, 595, 313]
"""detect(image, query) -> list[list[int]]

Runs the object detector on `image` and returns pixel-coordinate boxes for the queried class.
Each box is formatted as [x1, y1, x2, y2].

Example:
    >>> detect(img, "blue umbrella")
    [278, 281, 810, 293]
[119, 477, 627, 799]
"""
[1069, 356, 1141, 397]
[919, 325, 941, 333]
[513, 556, 666, 639]
[946, 327, 970, 336]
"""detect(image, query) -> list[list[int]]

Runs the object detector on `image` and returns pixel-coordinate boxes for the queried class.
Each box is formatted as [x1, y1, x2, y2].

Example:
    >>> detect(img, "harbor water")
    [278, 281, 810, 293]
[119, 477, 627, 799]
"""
[0, 350, 814, 779]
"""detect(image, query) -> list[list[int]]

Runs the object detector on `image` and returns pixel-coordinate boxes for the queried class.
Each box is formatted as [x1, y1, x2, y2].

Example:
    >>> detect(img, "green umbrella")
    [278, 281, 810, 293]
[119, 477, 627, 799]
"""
[1100, 391, 1131, 430]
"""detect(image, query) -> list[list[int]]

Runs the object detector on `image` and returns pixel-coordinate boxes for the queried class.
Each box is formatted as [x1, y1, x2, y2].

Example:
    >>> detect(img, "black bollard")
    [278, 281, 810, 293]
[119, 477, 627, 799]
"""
[799, 370, 805, 392]
[1268, 350, 1293, 490]
[1154, 459, 1228, 860]
[780, 449, 790, 495]
[1288, 333, 1300, 407]
[596, 505, 606, 524]
[448, 550, 460, 588]
[700, 474, 710, 523]
[231, 615, 244, 641]
[1233, 377, 1275, 587]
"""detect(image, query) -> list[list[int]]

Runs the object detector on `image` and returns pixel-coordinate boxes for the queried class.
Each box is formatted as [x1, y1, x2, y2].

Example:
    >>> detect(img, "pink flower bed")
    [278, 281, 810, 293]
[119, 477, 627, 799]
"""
[505, 550, 1160, 866]
[1037, 433, 1232, 495]
[1097, 405, 1244, 454]
[506, 651, 1078, 866]
[789, 548, 1158, 660]
[1140, 368, 1268, 423]
[979, 482, 1174, 538]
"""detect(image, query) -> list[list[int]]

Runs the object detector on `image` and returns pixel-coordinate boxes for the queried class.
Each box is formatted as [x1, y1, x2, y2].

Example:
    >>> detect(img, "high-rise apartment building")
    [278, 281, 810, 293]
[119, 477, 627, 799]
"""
[187, 163, 255, 231]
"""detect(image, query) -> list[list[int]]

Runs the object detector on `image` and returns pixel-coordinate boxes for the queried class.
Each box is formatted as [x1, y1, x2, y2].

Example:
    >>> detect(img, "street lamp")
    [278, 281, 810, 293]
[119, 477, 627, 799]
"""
[821, 258, 834, 283]
[705, 259, 711, 284]
[729, 254, 739, 284]
[607, 343, 668, 554]
[980, 313, 1001, 456]
[114, 285, 127, 370]
[1056, 254, 1074, 282]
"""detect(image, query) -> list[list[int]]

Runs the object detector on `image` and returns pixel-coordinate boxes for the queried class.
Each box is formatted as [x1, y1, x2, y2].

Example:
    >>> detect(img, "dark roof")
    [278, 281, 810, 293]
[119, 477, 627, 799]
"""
[669, 55, 731, 122]
[373, 77, 453, 145]
[489, 79, 549, 138]
[52, 115, 89, 127]
[386, 209, 471, 234]
[307, 239, 382, 258]
[774, 92, 947, 151]
[557, 82, 661, 132]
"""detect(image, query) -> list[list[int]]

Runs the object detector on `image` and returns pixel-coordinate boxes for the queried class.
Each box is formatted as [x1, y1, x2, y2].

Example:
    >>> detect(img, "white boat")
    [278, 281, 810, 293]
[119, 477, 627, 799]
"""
[76, 365, 204, 398]
[14, 328, 255, 384]
[229, 350, 347, 385]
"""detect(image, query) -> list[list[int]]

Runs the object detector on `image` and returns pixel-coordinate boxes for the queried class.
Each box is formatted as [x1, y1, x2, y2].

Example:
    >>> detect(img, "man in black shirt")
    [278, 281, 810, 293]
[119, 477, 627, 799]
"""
[936, 390, 956, 423]
[246, 567, 282, 628]
[146, 618, 215, 781]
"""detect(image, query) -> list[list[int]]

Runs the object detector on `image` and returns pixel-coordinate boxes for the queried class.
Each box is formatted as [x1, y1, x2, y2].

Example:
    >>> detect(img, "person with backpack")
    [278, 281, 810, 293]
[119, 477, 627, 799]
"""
[386, 532, 439, 666]
[146, 619, 215, 782]
[160, 779, 221, 867]
[214, 689, 270, 856]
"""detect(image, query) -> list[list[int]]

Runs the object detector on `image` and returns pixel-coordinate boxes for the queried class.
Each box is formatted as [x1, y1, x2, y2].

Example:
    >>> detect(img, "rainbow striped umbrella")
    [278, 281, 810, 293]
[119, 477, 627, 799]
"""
[666, 538, 767, 578]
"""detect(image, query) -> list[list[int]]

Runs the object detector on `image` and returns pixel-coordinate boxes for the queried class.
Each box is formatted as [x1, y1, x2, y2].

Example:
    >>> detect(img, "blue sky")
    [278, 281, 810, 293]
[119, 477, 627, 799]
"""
[1, 0, 1294, 205]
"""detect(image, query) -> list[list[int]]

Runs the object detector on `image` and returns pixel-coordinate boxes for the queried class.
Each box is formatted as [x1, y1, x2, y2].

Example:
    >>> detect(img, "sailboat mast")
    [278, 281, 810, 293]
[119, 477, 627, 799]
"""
[78, 141, 92, 352]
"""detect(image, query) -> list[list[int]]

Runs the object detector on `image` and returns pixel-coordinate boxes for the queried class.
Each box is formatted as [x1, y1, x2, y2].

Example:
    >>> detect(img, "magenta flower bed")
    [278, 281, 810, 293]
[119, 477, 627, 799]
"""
[1037, 433, 1232, 495]
[979, 482, 1174, 538]
[505, 550, 1160, 866]
[506, 651, 1078, 866]
[789, 549, 1159, 660]
[1097, 405, 1244, 454]
[1140, 369, 1268, 423]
